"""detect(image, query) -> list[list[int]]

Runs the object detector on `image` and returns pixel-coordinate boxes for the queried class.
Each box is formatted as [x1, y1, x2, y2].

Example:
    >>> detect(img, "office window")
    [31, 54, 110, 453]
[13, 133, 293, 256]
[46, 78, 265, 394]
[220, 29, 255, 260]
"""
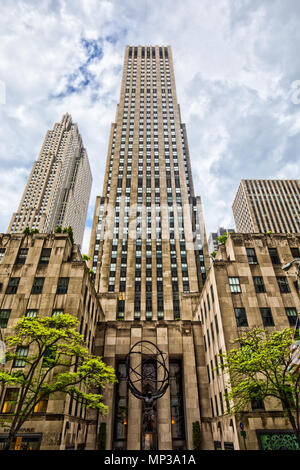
[251, 396, 265, 411]
[0, 309, 11, 328]
[15, 248, 28, 265]
[6, 277, 20, 294]
[31, 277, 45, 295]
[0, 248, 5, 264]
[56, 277, 69, 294]
[229, 277, 241, 293]
[234, 308, 248, 327]
[25, 309, 37, 318]
[290, 247, 300, 258]
[33, 395, 48, 413]
[285, 308, 298, 326]
[277, 277, 290, 293]
[39, 248, 51, 265]
[260, 308, 274, 327]
[13, 346, 29, 368]
[269, 248, 280, 264]
[113, 362, 128, 448]
[253, 276, 266, 293]
[246, 248, 257, 264]
[210, 285, 215, 303]
[52, 309, 64, 317]
[170, 361, 185, 446]
[1, 388, 19, 413]
[117, 300, 125, 320]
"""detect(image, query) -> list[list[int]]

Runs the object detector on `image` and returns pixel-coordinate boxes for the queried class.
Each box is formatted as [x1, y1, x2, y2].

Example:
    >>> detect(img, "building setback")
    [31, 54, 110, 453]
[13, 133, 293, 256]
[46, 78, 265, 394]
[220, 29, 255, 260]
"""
[232, 179, 300, 234]
[7, 114, 92, 247]
[88, 45, 212, 450]
[208, 227, 235, 259]
[0, 232, 102, 450]
[198, 232, 300, 450]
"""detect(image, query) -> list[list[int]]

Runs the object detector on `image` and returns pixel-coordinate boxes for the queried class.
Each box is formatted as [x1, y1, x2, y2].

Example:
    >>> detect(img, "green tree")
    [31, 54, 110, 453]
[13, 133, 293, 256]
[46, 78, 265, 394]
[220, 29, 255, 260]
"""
[0, 314, 116, 450]
[54, 226, 74, 244]
[219, 328, 300, 447]
[22, 227, 39, 234]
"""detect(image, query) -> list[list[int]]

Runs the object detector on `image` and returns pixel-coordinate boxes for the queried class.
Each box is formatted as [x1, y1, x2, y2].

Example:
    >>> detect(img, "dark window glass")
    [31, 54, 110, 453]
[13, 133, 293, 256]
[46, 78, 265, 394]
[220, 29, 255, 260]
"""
[13, 346, 29, 368]
[117, 300, 125, 319]
[113, 362, 128, 447]
[290, 247, 300, 258]
[0, 248, 5, 264]
[6, 277, 20, 294]
[251, 397, 265, 411]
[269, 248, 280, 264]
[234, 308, 248, 327]
[210, 285, 215, 302]
[253, 276, 266, 293]
[39, 248, 51, 265]
[56, 277, 69, 294]
[15, 248, 28, 265]
[170, 361, 185, 444]
[260, 308, 274, 326]
[246, 248, 257, 264]
[0, 309, 11, 328]
[277, 277, 290, 293]
[285, 308, 298, 326]
[31, 277, 45, 295]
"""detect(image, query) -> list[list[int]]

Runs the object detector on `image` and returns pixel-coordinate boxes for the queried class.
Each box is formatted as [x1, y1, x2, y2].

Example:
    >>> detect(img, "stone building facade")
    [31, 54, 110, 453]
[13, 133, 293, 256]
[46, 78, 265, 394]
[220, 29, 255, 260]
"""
[0, 232, 102, 450]
[197, 232, 300, 450]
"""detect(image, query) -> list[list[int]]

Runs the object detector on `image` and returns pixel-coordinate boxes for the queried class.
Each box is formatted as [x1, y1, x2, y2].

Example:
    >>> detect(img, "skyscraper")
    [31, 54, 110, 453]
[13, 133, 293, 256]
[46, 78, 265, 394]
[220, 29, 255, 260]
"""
[8, 114, 92, 246]
[232, 179, 300, 234]
[88, 46, 212, 450]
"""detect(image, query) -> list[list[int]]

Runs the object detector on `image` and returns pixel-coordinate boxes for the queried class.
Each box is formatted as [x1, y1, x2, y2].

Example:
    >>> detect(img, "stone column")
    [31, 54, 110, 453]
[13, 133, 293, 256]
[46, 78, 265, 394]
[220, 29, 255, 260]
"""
[182, 326, 201, 449]
[127, 326, 142, 449]
[103, 326, 117, 450]
[157, 326, 172, 449]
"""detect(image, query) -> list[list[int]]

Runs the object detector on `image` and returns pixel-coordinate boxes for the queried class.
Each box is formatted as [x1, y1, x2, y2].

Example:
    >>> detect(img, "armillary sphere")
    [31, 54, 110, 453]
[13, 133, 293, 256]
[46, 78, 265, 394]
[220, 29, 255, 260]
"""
[126, 340, 169, 406]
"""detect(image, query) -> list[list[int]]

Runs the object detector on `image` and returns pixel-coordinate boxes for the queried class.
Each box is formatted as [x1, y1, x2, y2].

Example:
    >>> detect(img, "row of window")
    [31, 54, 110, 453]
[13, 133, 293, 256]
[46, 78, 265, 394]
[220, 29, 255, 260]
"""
[246, 246, 300, 265]
[228, 275, 291, 294]
[3, 277, 69, 295]
[0, 247, 52, 266]
[234, 306, 298, 327]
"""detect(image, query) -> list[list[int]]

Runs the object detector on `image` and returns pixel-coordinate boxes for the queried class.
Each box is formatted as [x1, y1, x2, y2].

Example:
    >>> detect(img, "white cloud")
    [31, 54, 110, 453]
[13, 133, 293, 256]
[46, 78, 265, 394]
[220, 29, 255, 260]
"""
[0, 0, 300, 244]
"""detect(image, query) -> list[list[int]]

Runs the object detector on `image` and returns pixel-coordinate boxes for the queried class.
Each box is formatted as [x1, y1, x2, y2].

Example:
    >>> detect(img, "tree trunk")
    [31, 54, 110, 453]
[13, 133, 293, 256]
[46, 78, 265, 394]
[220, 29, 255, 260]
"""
[3, 429, 15, 451]
[286, 407, 300, 448]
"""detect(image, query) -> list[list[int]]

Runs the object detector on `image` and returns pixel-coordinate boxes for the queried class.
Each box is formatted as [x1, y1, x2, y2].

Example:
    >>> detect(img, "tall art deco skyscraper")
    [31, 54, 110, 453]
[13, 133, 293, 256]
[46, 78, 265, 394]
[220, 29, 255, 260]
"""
[88, 46, 212, 450]
[8, 113, 92, 246]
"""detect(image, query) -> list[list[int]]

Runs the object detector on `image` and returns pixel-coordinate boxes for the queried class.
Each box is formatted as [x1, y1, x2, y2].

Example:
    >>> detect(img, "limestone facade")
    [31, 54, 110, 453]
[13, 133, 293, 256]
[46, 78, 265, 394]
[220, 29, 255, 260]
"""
[197, 233, 300, 450]
[0, 233, 102, 450]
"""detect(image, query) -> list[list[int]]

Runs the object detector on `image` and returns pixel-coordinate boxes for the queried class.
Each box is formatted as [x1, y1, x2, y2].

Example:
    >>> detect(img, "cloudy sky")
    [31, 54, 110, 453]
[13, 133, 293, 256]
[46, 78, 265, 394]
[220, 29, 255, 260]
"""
[1, 0, 300, 253]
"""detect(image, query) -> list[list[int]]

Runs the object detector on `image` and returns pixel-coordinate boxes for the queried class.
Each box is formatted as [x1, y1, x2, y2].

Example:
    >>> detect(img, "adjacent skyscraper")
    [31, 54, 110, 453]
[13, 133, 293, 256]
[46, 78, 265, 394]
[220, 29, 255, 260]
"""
[208, 226, 235, 256]
[88, 45, 211, 450]
[233, 179, 300, 234]
[8, 114, 92, 246]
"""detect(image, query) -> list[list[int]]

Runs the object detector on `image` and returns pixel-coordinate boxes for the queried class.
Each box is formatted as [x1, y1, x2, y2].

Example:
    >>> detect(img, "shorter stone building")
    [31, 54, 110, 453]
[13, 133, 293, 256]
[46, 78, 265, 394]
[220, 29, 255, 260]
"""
[93, 293, 214, 450]
[0, 232, 102, 450]
[197, 232, 300, 450]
